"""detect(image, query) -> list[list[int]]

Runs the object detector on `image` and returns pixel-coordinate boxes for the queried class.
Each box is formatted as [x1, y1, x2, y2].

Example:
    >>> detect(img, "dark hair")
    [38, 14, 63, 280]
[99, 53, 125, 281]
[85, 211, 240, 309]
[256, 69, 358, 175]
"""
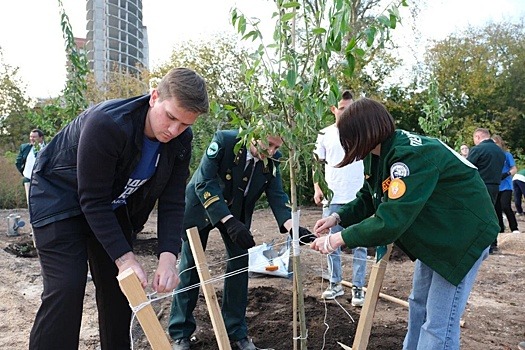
[342, 90, 353, 100]
[337, 98, 395, 167]
[31, 129, 44, 138]
[156, 67, 209, 114]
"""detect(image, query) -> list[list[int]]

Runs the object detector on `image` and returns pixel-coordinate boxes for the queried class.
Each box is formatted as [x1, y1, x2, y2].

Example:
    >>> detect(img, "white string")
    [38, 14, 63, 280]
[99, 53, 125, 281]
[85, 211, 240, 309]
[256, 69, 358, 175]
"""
[125, 235, 376, 349]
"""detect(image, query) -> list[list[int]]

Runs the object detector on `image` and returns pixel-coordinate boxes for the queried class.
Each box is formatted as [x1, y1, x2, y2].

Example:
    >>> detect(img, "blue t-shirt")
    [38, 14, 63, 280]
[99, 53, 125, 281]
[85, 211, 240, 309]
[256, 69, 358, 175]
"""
[112, 136, 160, 209]
[500, 151, 516, 191]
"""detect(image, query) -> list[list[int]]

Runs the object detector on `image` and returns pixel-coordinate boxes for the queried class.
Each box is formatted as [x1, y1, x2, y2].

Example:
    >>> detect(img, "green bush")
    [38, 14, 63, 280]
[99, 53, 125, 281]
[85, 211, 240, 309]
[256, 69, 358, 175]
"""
[0, 153, 26, 209]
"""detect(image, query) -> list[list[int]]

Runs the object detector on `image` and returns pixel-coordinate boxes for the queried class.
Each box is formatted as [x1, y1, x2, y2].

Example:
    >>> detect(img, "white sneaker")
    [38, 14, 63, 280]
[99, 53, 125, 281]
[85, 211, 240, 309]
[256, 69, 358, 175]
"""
[321, 283, 344, 299]
[351, 286, 365, 307]
[512, 230, 521, 234]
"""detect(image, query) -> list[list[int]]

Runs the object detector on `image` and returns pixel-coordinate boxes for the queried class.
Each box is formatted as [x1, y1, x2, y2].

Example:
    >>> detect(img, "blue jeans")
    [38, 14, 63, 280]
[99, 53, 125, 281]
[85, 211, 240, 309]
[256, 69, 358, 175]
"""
[323, 204, 367, 287]
[403, 247, 490, 350]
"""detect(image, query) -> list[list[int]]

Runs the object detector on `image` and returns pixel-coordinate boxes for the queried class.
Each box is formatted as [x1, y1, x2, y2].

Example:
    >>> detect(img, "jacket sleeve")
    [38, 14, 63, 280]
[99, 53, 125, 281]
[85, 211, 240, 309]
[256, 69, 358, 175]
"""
[265, 159, 291, 233]
[15, 144, 26, 175]
[341, 148, 439, 249]
[77, 112, 132, 262]
[192, 132, 232, 226]
[156, 131, 192, 257]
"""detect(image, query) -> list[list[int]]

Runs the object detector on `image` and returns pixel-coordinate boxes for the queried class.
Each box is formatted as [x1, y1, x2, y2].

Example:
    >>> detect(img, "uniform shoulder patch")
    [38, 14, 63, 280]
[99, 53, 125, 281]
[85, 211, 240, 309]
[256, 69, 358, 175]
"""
[390, 162, 410, 179]
[206, 141, 220, 158]
[388, 178, 406, 199]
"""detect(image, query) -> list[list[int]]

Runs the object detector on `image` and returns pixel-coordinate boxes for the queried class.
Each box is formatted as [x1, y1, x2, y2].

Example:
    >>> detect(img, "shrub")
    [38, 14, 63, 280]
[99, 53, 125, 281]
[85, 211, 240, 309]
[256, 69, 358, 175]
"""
[0, 153, 26, 209]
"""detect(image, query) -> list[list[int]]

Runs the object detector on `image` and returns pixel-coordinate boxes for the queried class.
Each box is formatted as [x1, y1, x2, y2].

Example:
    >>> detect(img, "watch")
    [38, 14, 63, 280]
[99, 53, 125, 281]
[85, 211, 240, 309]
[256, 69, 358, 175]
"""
[330, 212, 341, 225]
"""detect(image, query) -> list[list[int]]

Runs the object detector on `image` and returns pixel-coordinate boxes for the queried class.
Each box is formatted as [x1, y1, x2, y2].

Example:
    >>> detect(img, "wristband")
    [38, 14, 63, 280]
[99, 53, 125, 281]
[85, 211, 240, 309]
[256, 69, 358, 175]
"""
[326, 235, 336, 252]
[330, 212, 341, 225]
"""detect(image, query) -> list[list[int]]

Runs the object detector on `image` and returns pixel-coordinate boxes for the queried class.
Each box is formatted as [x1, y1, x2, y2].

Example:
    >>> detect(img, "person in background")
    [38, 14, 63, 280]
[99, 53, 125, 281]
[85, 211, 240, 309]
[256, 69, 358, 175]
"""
[512, 169, 525, 217]
[310, 98, 499, 350]
[169, 130, 313, 350]
[467, 128, 505, 203]
[467, 128, 505, 254]
[313, 90, 367, 306]
[460, 144, 469, 158]
[28, 67, 209, 350]
[15, 129, 45, 204]
[492, 135, 519, 235]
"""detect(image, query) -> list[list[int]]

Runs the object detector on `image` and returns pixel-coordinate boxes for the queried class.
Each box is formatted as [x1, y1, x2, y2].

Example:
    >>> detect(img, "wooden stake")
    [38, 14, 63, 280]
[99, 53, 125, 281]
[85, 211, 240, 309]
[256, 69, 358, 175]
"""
[350, 244, 393, 350]
[186, 227, 232, 350]
[117, 268, 171, 350]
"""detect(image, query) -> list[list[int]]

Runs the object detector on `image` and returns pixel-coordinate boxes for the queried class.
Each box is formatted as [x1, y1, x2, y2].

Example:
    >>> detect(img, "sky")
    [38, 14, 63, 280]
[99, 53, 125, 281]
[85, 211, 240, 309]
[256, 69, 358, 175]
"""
[0, 0, 523, 99]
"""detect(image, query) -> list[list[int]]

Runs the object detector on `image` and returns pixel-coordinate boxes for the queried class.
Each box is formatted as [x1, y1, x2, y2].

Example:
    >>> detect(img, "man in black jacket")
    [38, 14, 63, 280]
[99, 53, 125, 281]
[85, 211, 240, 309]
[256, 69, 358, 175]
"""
[28, 68, 209, 350]
[168, 130, 313, 350]
[467, 127, 505, 253]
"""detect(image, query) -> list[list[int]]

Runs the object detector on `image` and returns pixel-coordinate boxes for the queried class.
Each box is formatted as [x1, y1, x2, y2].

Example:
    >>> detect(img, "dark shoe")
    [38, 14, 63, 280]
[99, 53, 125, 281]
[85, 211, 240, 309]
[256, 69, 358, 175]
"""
[232, 337, 257, 350]
[172, 338, 190, 350]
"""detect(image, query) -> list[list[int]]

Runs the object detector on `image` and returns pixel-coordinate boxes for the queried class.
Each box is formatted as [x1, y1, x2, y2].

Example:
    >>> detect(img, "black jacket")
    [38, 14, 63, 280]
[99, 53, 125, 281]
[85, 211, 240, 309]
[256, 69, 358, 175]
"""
[29, 95, 191, 260]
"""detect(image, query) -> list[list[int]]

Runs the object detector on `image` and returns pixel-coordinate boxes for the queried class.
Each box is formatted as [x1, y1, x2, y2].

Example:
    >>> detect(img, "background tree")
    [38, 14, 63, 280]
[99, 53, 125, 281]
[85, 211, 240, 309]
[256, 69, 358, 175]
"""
[423, 21, 525, 150]
[0, 49, 32, 152]
[150, 34, 258, 171]
[85, 65, 149, 104]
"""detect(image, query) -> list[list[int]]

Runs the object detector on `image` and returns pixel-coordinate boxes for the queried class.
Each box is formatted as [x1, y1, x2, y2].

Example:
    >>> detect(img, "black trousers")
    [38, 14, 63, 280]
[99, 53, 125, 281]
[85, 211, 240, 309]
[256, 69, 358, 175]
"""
[29, 215, 132, 350]
[495, 189, 518, 232]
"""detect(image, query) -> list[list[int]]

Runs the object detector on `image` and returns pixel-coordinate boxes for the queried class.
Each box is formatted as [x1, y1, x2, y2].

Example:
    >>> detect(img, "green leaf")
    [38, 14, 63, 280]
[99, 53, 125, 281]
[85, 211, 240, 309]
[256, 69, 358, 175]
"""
[237, 16, 247, 34]
[286, 69, 297, 88]
[377, 15, 390, 28]
[312, 27, 327, 35]
[390, 14, 397, 29]
[281, 12, 296, 22]
[365, 27, 377, 47]
[282, 2, 300, 9]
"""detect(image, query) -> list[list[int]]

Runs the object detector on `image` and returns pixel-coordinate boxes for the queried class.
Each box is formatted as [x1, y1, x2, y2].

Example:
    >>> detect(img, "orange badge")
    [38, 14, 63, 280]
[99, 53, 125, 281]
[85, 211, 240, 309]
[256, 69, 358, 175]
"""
[388, 178, 406, 199]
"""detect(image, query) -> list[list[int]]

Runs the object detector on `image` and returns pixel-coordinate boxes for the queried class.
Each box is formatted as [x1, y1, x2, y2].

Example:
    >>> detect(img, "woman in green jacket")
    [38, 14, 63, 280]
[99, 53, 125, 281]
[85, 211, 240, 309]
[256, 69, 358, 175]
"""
[311, 97, 498, 349]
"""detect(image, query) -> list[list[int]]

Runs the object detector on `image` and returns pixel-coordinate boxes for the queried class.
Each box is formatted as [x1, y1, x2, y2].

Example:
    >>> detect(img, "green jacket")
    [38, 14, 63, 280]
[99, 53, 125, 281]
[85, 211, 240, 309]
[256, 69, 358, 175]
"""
[338, 130, 499, 285]
[184, 130, 291, 232]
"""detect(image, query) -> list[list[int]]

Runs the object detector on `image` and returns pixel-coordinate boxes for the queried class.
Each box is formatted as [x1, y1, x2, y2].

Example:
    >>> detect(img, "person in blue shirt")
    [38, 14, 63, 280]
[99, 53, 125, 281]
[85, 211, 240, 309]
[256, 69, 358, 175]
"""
[28, 68, 209, 350]
[492, 135, 520, 235]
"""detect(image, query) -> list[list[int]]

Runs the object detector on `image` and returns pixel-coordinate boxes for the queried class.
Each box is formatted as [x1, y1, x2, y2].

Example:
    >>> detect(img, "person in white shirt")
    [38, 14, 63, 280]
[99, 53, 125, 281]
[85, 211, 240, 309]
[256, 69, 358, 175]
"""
[313, 90, 367, 305]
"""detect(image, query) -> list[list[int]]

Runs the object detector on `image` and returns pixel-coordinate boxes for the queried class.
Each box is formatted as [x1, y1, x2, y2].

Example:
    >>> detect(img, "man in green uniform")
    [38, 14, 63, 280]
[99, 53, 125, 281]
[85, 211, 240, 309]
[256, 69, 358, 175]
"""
[311, 98, 498, 350]
[169, 130, 312, 350]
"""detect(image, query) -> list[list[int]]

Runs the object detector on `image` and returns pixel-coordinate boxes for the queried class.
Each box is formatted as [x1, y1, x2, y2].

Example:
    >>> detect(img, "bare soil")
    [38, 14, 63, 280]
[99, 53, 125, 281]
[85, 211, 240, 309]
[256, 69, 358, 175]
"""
[0, 207, 524, 349]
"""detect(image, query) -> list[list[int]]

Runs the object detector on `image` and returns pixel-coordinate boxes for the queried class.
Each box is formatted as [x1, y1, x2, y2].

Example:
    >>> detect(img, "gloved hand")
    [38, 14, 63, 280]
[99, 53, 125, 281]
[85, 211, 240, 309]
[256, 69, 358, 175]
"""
[501, 171, 511, 180]
[289, 226, 315, 245]
[223, 217, 256, 250]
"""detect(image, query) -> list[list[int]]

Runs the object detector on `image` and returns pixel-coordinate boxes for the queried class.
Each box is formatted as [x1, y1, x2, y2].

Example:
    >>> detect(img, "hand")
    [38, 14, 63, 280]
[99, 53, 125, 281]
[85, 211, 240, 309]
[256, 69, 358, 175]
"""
[310, 233, 344, 254]
[153, 252, 180, 293]
[313, 189, 324, 206]
[223, 217, 256, 249]
[115, 251, 148, 288]
[289, 226, 315, 245]
[313, 215, 338, 236]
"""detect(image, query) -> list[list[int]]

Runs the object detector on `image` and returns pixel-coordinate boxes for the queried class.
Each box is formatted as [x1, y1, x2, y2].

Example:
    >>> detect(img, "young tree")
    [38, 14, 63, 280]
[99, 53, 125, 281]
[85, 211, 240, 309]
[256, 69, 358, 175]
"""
[28, 0, 89, 138]
[227, 0, 407, 347]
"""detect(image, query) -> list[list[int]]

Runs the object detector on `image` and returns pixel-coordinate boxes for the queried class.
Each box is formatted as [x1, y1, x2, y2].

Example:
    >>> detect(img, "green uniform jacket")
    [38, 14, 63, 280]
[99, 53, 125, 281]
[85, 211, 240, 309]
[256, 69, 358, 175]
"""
[184, 130, 291, 232]
[15, 143, 33, 178]
[338, 130, 499, 286]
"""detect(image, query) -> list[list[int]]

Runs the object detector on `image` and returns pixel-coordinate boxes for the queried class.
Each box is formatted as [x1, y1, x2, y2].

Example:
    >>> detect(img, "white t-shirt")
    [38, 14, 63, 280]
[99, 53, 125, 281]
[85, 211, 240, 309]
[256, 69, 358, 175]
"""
[23, 147, 36, 179]
[314, 124, 364, 204]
